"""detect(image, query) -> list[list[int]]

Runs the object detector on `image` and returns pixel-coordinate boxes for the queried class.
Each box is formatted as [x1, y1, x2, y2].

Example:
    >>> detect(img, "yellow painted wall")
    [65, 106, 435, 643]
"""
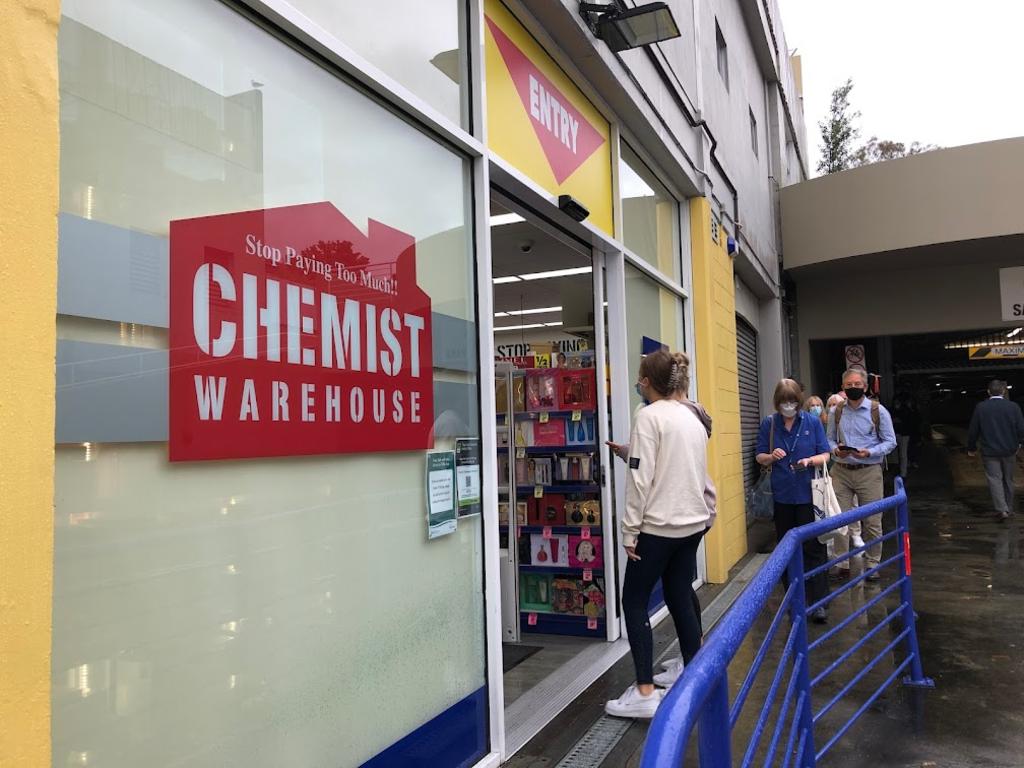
[0, 1, 60, 765]
[690, 198, 746, 583]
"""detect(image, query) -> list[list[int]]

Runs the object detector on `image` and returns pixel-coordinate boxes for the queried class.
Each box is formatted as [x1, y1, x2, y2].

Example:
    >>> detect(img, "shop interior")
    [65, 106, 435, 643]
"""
[489, 196, 612, 712]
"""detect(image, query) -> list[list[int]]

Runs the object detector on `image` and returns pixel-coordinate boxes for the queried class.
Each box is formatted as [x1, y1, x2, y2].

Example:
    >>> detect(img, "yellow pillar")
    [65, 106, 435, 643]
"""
[690, 198, 747, 583]
[0, 1, 60, 764]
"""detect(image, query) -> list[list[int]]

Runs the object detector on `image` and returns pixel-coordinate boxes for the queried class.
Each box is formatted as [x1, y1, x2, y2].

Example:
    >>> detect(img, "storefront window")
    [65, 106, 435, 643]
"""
[54, 1, 485, 767]
[620, 143, 681, 282]
[625, 263, 685, 411]
[286, 0, 470, 128]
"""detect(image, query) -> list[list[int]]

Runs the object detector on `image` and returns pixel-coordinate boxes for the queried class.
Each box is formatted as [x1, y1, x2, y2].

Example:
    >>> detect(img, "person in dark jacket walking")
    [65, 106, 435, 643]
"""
[967, 380, 1024, 520]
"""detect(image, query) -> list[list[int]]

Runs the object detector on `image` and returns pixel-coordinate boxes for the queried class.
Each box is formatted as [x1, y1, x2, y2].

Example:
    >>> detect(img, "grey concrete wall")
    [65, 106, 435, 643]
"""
[699, 0, 775, 281]
[782, 138, 1024, 270]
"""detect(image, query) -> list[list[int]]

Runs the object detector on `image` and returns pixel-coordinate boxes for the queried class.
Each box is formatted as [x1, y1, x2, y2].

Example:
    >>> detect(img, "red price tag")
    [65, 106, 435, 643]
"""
[587, 618, 598, 631]
[583, 568, 593, 582]
[581, 527, 591, 540]
[542, 526, 553, 539]
[528, 612, 538, 626]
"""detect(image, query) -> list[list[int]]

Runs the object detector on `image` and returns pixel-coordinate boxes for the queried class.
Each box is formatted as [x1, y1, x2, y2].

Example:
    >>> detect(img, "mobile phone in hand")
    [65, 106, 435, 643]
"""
[837, 445, 859, 453]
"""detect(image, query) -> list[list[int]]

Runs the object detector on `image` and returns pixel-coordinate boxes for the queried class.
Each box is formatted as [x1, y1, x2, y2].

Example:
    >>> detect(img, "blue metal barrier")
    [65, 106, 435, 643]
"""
[641, 477, 934, 767]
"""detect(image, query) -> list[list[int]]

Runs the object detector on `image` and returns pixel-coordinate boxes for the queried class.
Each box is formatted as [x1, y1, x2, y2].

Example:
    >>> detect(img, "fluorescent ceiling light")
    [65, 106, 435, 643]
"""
[496, 306, 563, 317]
[495, 322, 547, 332]
[518, 266, 593, 281]
[493, 275, 521, 284]
[490, 213, 526, 227]
[1009, 328, 1023, 338]
[544, 322, 563, 327]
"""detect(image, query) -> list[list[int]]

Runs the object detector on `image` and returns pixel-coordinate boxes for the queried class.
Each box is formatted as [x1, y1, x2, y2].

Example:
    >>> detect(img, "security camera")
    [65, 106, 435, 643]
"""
[520, 240, 534, 253]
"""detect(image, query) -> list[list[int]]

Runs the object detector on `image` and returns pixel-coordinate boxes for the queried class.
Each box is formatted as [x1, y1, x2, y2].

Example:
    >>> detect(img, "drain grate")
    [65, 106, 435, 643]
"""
[554, 715, 633, 768]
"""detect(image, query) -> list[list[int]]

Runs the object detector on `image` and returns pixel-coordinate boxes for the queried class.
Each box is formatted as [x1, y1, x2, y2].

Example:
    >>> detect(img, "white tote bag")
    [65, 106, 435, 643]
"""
[812, 464, 847, 543]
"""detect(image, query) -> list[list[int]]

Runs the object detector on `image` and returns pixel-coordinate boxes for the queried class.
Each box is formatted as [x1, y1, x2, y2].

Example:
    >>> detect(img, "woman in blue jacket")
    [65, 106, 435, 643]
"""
[756, 379, 832, 623]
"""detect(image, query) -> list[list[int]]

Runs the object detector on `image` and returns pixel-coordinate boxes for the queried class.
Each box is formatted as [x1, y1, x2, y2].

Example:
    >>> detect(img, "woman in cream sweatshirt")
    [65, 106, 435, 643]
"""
[605, 350, 714, 719]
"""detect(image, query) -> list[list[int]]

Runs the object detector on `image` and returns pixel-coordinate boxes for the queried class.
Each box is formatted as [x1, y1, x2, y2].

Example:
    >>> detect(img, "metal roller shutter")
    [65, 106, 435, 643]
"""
[736, 317, 761, 514]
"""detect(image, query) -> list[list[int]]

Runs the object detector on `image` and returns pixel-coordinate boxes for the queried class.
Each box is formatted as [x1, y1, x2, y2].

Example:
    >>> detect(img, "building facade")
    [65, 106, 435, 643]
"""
[0, 0, 807, 765]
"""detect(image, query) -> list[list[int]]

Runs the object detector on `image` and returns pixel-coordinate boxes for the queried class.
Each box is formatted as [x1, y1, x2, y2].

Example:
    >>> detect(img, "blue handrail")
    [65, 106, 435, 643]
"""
[641, 477, 934, 767]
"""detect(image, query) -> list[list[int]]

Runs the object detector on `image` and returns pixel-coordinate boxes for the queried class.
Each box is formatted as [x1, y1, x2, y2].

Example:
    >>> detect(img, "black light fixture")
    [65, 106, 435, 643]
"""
[579, 1, 681, 52]
[558, 195, 590, 222]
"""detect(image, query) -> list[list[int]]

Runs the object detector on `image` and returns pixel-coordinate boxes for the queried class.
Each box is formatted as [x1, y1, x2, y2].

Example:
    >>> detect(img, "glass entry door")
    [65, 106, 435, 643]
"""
[490, 192, 618, 708]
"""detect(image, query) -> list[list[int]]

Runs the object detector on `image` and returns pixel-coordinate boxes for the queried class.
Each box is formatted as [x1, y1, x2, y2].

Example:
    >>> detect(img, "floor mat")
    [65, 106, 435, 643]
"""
[503, 644, 544, 673]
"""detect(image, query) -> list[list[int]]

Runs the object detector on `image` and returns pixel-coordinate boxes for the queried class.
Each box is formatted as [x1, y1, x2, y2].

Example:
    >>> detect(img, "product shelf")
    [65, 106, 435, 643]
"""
[497, 445, 597, 454]
[510, 409, 596, 420]
[516, 484, 599, 495]
[519, 612, 606, 637]
[502, 525, 601, 535]
[518, 564, 599, 575]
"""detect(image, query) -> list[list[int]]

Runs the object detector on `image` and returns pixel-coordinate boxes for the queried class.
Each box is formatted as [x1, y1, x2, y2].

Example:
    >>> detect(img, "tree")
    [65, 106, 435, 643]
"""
[851, 136, 940, 167]
[817, 78, 860, 175]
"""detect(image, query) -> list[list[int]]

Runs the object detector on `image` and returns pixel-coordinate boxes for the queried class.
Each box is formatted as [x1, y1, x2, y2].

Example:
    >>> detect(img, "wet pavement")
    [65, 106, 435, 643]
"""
[513, 438, 1024, 766]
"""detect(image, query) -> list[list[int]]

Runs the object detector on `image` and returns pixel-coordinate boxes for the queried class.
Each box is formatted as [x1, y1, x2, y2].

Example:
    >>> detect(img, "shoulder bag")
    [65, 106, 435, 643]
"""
[750, 417, 775, 520]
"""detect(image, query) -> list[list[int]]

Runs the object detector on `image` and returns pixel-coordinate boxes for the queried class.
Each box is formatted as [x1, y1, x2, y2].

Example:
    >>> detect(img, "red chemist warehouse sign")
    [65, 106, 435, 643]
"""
[168, 202, 434, 461]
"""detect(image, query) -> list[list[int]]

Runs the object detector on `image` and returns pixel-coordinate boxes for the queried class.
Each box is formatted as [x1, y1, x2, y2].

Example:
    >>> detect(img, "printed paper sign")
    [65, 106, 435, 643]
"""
[455, 439, 482, 517]
[426, 451, 457, 539]
[168, 202, 434, 461]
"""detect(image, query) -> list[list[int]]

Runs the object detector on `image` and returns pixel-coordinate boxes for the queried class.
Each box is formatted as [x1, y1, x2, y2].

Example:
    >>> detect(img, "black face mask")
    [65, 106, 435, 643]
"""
[844, 387, 865, 401]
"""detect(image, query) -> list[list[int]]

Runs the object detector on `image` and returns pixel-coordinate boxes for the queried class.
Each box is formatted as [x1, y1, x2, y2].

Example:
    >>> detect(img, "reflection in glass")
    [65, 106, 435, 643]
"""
[620, 143, 681, 281]
[625, 263, 685, 411]
[286, 0, 469, 128]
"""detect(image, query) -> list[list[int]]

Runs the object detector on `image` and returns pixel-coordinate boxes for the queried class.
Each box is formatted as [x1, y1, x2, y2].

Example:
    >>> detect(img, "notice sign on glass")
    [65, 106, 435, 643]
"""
[168, 201, 434, 461]
[455, 438, 482, 517]
[427, 451, 457, 539]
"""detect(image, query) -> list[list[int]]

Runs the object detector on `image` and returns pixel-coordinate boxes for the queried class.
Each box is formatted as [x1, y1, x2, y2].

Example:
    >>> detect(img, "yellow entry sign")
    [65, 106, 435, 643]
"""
[484, 0, 614, 235]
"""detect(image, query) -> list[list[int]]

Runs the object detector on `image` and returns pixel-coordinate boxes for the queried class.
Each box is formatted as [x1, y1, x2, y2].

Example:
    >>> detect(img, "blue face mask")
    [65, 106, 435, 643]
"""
[635, 382, 649, 405]
[809, 405, 823, 417]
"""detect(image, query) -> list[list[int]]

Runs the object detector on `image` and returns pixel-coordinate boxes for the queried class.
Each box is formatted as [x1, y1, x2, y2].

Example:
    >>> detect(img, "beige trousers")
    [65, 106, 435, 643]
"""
[831, 464, 885, 568]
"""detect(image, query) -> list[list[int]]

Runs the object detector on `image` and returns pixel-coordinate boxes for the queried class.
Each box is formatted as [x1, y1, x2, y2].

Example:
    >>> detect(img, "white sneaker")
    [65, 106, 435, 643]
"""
[850, 534, 865, 551]
[653, 658, 685, 688]
[605, 685, 664, 719]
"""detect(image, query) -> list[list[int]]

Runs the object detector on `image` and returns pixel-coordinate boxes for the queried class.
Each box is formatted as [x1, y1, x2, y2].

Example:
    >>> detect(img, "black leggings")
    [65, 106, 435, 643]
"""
[622, 531, 705, 685]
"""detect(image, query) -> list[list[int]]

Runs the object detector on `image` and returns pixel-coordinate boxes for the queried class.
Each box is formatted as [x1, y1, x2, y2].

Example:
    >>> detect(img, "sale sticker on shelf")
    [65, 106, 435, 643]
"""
[587, 618, 598, 631]
[539, 412, 549, 423]
[572, 409, 582, 422]
[516, 447, 526, 459]
[528, 612, 538, 626]
[534, 485, 544, 498]
[542, 526, 552, 539]
[583, 568, 593, 582]
[581, 527, 591, 540]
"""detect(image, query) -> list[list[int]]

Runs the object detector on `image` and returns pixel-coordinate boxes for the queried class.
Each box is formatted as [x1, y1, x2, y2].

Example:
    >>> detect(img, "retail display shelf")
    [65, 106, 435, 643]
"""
[520, 612, 606, 637]
[518, 565, 597, 575]
[500, 525, 601, 535]
[510, 409, 596, 420]
[499, 524, 602, 536]
[496, 445, 597, 454]
[516, 484, 598, 495]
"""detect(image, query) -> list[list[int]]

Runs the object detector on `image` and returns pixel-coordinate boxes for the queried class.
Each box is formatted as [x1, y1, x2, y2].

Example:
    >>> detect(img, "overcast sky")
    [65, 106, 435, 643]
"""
[776, 0, 1024, 175]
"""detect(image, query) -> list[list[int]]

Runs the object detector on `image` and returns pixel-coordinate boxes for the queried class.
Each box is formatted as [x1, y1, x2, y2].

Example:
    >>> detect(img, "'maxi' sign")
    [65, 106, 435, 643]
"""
[486, 16, 605, 184]
[169, 202, 434, 461]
